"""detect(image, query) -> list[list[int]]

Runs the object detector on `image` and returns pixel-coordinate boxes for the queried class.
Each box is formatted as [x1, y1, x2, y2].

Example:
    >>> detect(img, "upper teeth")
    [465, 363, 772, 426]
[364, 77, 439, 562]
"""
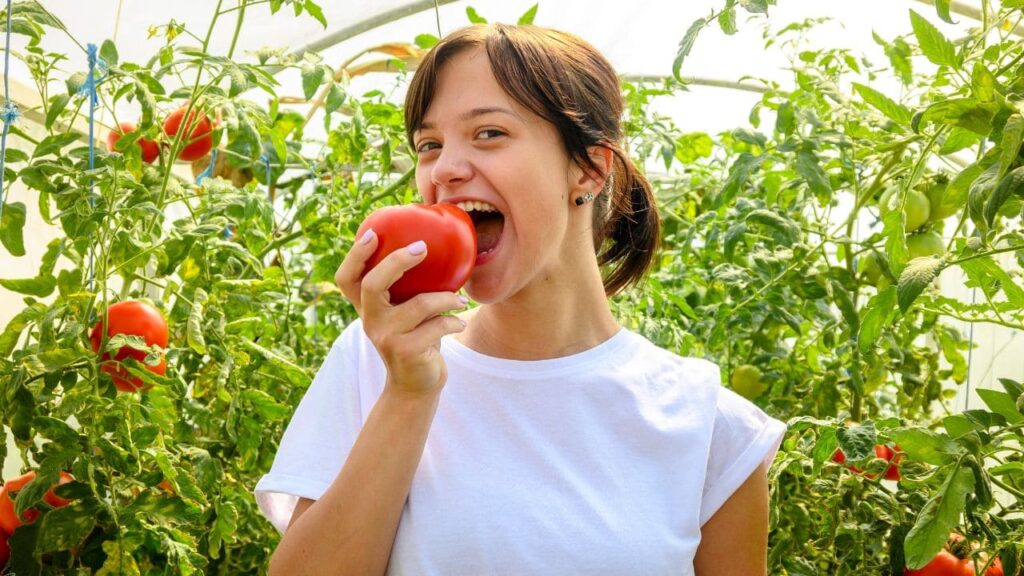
[455, 200, 499, 213]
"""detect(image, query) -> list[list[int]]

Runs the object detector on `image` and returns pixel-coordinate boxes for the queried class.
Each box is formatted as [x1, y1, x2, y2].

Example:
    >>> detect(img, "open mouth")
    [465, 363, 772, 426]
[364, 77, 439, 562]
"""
[456, 200, 505, 255]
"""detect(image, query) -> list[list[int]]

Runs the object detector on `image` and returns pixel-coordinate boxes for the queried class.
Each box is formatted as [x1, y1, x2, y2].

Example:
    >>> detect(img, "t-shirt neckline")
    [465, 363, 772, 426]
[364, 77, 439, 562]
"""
[441, 326, 635, 379]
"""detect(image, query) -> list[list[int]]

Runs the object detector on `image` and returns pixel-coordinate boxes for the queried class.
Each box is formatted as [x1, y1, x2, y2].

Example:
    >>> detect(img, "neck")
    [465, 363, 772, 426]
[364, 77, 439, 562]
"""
[457, 248, 620, 360]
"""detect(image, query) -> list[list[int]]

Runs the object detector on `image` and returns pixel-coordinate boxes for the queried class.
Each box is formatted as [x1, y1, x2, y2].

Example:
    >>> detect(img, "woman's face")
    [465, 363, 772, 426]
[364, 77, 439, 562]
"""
[413, 47, 595, 304]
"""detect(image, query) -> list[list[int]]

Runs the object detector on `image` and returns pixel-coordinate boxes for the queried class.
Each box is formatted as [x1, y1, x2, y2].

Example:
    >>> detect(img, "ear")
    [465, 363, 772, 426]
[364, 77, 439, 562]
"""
[572, 145, 614, 192]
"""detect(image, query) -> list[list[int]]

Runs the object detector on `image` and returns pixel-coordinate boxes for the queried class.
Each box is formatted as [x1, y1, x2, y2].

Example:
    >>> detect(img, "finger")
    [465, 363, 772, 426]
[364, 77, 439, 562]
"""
[390, 292, 469, 334]
[360, 240, 430, 310]
[335, 228, 380, 311]
[401, 314, 468, 351]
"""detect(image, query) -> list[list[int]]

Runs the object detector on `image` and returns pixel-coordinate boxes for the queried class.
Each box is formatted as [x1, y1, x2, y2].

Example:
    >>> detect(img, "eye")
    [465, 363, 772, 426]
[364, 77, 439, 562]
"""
[415, 140, 440, 154]
[477, 128, 505, 139]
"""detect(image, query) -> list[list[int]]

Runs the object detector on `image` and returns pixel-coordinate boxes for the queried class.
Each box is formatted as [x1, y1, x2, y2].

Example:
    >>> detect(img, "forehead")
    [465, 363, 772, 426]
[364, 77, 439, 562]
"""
[419, 47, 527, 127]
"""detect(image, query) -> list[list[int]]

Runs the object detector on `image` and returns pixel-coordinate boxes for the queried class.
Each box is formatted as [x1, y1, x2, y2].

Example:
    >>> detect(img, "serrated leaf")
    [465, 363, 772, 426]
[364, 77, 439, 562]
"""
[935, 0, 955, 23]
[903, 465, 974, 569]
[909, 10, 958, 68]
[718, 7, 737, 34]
[745, 209, 799, 243]
[187, 288, 208, 355]
[897, 256, 943, 312]
[853, 83, 912, 126]
[37, 501, 97, 553]
[959, 255, 1024, 309]
[998, 114, 1023, 178]
[796, 146, 832, 196]
[325, 83, 345, 114]
[304, 0, 327, 27]
[673, 17, 707, 82]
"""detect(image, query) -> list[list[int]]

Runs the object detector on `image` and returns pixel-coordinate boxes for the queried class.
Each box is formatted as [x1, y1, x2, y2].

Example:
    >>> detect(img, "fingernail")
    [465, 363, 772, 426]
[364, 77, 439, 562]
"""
[358, 228, 375, 245]
[407, 240, 427, 255]
[458, 295, 469, 306]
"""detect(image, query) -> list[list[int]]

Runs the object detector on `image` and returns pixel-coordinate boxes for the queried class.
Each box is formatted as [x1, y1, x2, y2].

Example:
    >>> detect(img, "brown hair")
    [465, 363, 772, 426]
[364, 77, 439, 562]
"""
[404, 23, 660, 296]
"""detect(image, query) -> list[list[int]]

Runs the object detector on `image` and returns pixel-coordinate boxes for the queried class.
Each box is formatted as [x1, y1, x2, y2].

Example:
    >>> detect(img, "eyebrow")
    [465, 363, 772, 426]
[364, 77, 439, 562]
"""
[417, 106, 523, 132]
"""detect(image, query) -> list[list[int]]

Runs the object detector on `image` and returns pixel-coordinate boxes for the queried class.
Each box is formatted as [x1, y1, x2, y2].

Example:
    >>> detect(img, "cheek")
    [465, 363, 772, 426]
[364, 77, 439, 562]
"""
[415, 169, 435, 203]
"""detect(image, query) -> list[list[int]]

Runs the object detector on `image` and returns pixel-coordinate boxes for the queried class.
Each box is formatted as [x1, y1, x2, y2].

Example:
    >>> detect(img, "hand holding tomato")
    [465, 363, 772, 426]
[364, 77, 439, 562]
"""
[90, 300, 169, 392]
[0, 471, 74, 534]
[335, 204, 475, 396]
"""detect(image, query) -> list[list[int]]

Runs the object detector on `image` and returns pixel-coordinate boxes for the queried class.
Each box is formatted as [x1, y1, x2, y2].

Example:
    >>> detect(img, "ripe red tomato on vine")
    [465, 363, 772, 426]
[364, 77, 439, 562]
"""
[106, 121, 160, 163]
[356, 204, 477, 304]
[0, 471, 74, 534]
[163, 104, 214, 161]
[89, 300, 169, 392]
[831, 444, 903, 480]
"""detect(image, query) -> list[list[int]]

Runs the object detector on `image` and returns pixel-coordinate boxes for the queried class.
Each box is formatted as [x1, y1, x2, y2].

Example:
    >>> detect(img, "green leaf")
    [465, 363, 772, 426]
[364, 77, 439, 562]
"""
[897, 256, 944, 312]
[745, 209, 799, 243]
[237, 338, 308, 386]
[0, 201, 26, 256]
[939, 126, 980, 155]
[918, 98, 994, 136]
[935, 0, 955, 23]
[35, 133, 80, 157]
[466, 6, 487, 23]
[971, 61, 999, 103]
[890, 428, 959, 465]
[738, 0, 771, 14]
[853, 83, 912, 126]
[909, 10, 958, 67]
[0, 303, 44, 356]
[187, 288, 208, 355]
[904, 465, 974, 569]
[983, 165, 1024, 228]
[37, 501, 97, 553]
[796, 146, 832, 197]
[998, 114, 1023, 178]
[3, 148, 28, 164]
[100, 39, 118, 65]
[673, 16, 708, 82]
[304, 0, 327, 27]
[836, 422, 876, 460]
[718, 6, 737, 35]
[517, 3, 538, 25]
[0, 275, 56, 296]
[241, 389, 291, 421]
[44, 92, 69, 130]
[959, 255, 1024, 309]
[858, 286, 897, 352]
[976, 389, 1024, 424]
[414, 34, 439, 49]
[301, 63, 325, 101]
[325, 83, 345, 114]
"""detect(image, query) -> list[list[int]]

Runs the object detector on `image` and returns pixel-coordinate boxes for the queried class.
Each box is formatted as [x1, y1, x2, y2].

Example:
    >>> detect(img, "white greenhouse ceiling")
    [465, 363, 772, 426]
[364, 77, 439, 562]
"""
[4, 0, 1000, 138]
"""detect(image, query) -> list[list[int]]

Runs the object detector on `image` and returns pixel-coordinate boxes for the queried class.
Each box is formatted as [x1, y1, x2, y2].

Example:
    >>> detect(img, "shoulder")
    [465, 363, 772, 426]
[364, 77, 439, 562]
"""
[620, 329, 722, 386]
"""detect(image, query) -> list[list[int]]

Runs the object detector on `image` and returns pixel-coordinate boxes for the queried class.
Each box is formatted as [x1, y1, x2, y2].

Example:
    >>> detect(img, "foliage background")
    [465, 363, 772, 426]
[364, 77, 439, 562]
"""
[0, 0, 1021, 574]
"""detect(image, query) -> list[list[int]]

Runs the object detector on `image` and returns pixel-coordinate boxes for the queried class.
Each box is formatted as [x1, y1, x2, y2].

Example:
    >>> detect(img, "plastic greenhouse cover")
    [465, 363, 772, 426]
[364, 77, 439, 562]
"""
[7, 0, 988, 141]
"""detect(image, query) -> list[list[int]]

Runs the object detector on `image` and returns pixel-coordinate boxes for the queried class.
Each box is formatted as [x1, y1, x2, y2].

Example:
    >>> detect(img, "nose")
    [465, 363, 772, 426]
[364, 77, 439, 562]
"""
[430, 144, 473, 194]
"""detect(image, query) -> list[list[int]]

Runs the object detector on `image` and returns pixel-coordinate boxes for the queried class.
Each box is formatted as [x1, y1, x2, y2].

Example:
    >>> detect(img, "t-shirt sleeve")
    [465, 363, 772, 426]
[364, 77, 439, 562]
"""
[253, 323, 365, 534]
[699, 382, 787, 526]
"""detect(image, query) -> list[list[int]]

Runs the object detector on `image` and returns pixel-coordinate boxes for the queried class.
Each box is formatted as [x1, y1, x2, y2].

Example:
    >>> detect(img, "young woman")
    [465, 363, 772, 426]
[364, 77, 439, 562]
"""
[256, 23, 786, 576]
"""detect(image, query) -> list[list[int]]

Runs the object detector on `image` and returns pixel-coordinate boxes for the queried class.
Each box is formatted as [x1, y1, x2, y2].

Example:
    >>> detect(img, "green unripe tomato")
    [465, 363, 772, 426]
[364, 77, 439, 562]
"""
[907, 230, 945, 259]
[857, 251, 883, 284]
[731, 364, 765, 400]
[920, 174, 960, 221]
[879, 187, 932, 232]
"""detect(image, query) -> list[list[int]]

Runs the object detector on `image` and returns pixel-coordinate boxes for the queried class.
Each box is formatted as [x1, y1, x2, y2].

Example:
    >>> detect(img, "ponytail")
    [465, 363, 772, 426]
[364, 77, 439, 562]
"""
[595, 147, 661, 297]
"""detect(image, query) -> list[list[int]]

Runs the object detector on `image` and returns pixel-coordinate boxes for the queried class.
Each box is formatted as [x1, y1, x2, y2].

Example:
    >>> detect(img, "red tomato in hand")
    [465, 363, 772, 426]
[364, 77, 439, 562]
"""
[903, 551, 972, 576]
[163, 104, 213, 161]
[107, 121, 160, 163]
[90, 300, 169, 392]
[356, 204, 477, 304]
[0, 471, 75, 534]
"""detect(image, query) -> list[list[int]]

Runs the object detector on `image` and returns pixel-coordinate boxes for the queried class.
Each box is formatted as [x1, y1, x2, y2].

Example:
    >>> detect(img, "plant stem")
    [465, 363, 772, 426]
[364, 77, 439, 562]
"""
[227, 0, 247, 60]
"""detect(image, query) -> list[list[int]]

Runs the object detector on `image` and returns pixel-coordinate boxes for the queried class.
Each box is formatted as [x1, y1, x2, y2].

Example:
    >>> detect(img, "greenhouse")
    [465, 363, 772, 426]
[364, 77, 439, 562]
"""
[0, 0, 1022, 573]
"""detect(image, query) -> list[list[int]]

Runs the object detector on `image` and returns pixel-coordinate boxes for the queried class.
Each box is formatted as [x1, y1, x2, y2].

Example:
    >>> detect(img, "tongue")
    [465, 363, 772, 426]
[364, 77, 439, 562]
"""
[475, 215, 503, 253]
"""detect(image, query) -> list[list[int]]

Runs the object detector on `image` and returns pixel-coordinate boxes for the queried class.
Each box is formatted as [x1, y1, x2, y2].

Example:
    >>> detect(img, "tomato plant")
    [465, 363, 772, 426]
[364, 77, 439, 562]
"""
[357, 204, 477, 304]
[106, 121, 160, 164]
[903, 550, 972, 576]
[89, 300, 169, 393]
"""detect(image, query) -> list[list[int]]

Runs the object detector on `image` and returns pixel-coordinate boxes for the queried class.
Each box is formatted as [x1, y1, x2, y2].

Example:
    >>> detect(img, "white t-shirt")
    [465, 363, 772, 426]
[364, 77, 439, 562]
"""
[254, 319, 787, 575]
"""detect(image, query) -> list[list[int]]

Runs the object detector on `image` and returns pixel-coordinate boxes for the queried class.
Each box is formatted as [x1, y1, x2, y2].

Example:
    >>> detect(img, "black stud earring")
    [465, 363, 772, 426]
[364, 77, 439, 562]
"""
[575, 191, 594, 206]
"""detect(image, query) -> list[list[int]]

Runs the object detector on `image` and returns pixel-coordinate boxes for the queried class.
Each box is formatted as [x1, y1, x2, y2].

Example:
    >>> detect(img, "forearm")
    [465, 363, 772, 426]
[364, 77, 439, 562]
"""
[269, 386, 441, 576]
